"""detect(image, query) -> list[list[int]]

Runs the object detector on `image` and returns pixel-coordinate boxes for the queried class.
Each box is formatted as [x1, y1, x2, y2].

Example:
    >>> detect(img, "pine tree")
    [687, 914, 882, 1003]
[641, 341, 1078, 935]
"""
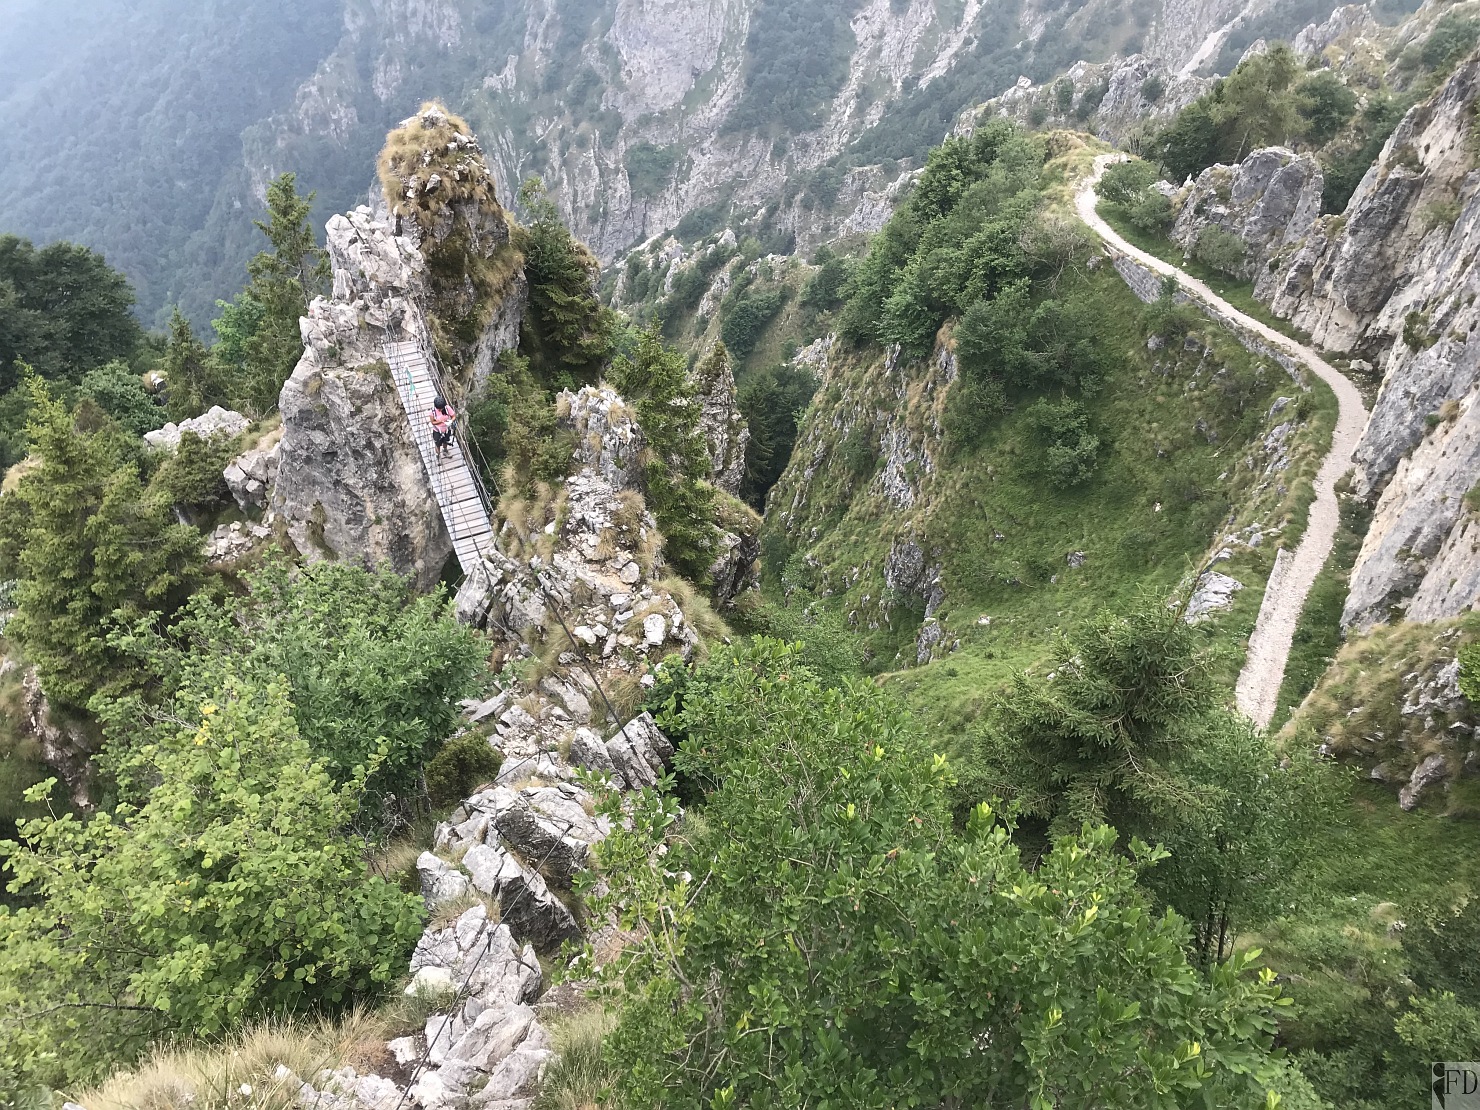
[514, 177, 616, 386]
[240, 173, 328, 414]
[0, 377, 202, 709]
[608, 327, 718, 582]
[162, 307, 225, 421]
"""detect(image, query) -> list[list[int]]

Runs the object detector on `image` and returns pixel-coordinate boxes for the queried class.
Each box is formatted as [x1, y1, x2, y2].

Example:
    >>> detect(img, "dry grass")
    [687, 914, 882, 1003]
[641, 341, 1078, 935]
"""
[659, 575, 732, 648]
[377, 101, 500, 232]
[75, 1009, 395, 1110]
[428, 887, 499, 930]
[610, 489, 646, 534]
[2, 454, 40, 495]
[498, 482, 566, 564]
[603, 671, 646, 728]
[530, 1006, 621, 1110]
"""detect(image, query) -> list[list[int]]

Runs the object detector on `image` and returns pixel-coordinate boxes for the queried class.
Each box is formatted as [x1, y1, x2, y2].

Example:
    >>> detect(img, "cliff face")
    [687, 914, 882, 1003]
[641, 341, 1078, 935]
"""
[246, 0, 1268, 271]
[1180, 56, 1480, 631]
[972, 55, 1213, 149]
[1169, 148, 1324, 298]
[272, 207, 456, 588]
[273, 108, 528, 588]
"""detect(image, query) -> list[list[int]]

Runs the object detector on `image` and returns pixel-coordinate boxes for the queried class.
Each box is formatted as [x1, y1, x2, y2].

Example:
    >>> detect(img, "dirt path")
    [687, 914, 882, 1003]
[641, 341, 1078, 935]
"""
[1075, 154, 1370, 729]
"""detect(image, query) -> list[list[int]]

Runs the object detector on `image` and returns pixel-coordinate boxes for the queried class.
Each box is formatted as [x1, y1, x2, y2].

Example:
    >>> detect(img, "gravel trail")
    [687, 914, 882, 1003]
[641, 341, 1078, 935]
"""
[1075, 154, 1370, 729]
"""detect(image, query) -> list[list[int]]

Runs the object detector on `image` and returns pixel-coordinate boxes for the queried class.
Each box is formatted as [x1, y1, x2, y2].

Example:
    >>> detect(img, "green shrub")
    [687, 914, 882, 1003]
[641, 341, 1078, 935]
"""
[608, 328, 719, 583]
[514, 179, 617, 386]
[1192, 226, 1249, 277]
[1023, 397, 1100, 488]
[150, 429, 239, 511]
[799, 247, 853, 311]
[719, 287, 787, 359]
[425, 732, 503, 808]
[942, 375, 1007, 451]
[1128, 189, 1175, 233]
[588, 639, 1290, 1109]
[625, 144, 680, 199]
[0, 378, 202, 710]
[0, 676, 425, 1089]
[78, 361, 162, 438]
[1099, 159, 1157, 205]
[737, 363, 817, 510]
[100, 557, 487, 815]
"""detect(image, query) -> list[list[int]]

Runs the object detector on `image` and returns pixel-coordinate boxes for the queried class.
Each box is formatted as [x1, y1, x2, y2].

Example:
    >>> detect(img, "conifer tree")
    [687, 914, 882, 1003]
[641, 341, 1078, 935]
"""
[0, 376, 202, 709]
[162, 307, 225, 421]
[514, 177, 616, 386]
[240, 172, 328, 413]
[609, 327, 718, 582]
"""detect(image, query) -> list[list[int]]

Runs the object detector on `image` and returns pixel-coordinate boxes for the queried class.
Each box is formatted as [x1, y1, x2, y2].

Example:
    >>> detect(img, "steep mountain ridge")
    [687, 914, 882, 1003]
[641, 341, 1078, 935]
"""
[0, 0, 1292, 328]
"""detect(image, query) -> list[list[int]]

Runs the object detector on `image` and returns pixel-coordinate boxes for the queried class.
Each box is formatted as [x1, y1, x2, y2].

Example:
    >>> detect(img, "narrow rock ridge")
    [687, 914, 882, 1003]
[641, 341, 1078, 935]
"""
[318, 386, 708, 1108]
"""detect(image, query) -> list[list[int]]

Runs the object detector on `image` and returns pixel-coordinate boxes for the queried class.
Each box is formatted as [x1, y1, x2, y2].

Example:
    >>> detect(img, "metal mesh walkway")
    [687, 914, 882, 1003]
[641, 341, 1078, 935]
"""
[383, 340, 496, 574]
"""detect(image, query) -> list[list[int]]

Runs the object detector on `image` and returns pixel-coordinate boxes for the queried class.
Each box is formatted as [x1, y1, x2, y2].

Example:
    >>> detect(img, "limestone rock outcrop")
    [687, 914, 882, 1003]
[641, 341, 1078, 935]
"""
[1200, 56, 1480, 630]
[1170, 148, 1324, 298]
[970, 55, 1212, 149]
[144, 406, 250, 452]
[223, 427, 282, 512]
[555, 385, 643, 492]
[271, 207, 454, 590]
[377, 104, 527, 397]
[693, 344, 748, 498]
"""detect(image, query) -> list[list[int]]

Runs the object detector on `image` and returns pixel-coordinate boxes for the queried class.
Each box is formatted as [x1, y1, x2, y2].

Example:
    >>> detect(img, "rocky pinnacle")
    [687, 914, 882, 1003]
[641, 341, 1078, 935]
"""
[1077, 154, 1370, 730]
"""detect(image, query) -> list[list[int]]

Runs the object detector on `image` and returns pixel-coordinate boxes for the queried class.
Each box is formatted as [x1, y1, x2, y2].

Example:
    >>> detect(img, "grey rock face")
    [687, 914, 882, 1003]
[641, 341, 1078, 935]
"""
[558, 385, 644, 492]
[471, 783, 610, 888]
[20, 666, 96, 809]
[709, 526, 761, 608]
[1170, 148, 1323, 294]
[1273, 57, 1480, 357]
[1184, 571, 1244, 624]
[972, 55, 1211, 149]
[408, 903, 543, 1006]
[223, 426, 281, 511]
[417, 850, 470, 908]
[693, 344, 748, 497]
[605, 711, 674, 791]
[1343, 390, 1480, 629]
[204, 520, 272, 566]
[462, 842, 580, 952]
[1293, 4, 1375, 58]
[271, 207, 453, 589]
[1400, 753, 1449, 811]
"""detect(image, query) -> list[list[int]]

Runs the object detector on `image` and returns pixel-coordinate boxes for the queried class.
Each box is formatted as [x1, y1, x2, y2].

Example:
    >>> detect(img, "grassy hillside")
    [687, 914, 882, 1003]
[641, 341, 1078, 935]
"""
[759, 130, 1337, 731]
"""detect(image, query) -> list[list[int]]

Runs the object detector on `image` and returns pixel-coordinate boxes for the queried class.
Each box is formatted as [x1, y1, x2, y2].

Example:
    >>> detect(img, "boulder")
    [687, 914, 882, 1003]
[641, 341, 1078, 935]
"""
[568, 726, 617, 777]
[223, 426, 282, 511]
[144, 406, 250, 452]
[416, 851, 470, 908]
[1400, 753, 1449, 811]
[409, 903, 543, 1005]
[604, 711, 674, 791]
[1183, 572, 1244, 624]
[557, 384, 644, 490]
[482, 784, 609, 888]
[462, 843, 580, 951]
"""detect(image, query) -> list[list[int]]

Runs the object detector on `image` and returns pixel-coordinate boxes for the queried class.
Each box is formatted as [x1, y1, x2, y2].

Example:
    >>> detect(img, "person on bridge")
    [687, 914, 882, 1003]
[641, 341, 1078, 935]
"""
[429, 395, 458, 461]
